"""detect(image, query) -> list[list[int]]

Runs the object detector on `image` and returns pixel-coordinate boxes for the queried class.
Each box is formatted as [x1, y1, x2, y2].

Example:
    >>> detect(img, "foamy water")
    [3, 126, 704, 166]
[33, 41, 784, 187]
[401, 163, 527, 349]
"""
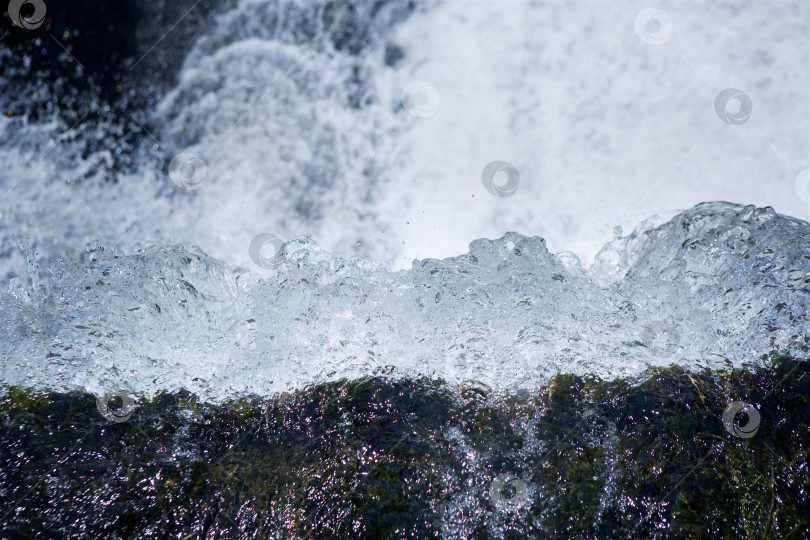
[1, 202, 807, 400]
[0, 1, 808, 399]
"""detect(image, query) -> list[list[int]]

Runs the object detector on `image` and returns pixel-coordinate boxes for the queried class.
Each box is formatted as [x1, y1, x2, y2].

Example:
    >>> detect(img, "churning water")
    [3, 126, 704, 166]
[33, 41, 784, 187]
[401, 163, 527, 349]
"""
[2, 201, 809, 401]
[1, 1, 809, 538]
[0, 0, 807, 399]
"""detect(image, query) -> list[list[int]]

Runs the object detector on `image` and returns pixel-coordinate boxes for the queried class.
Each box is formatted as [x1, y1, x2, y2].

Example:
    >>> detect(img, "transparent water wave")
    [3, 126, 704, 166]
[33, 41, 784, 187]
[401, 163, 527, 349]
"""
[1, 202, 807, 401]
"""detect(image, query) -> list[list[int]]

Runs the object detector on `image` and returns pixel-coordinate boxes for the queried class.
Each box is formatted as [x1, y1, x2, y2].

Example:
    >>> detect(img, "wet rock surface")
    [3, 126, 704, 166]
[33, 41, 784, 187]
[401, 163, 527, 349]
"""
[1, 357, 807, 539]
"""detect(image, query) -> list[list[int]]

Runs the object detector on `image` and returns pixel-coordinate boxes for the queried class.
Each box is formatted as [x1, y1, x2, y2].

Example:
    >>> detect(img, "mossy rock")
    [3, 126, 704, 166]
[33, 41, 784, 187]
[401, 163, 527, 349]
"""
[1, 356, 807, 539]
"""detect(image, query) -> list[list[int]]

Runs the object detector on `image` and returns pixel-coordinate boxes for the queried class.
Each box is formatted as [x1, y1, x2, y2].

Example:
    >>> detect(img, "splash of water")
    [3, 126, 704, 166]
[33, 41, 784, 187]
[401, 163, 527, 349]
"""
[1, 202, 806, 401]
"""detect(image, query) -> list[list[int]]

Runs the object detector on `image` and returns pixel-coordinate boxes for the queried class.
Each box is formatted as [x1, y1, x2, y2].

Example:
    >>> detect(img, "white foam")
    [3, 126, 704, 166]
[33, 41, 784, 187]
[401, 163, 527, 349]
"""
[0, 2, 808, 400]
[1, 1, 807, 283]
[1, 203, 807, 401]
[380, 0, 810, 268]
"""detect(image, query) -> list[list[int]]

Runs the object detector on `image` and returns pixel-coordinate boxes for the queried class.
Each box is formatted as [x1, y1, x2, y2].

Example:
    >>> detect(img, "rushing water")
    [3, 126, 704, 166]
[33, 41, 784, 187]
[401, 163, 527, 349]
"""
[1, 201, 809, 401]
[1, 0, 808, 280]
[1, 0, 809, 538]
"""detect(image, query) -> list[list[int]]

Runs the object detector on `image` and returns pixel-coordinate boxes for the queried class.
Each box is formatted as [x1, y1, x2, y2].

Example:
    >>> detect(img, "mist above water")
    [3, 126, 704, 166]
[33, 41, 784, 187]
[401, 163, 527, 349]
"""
[0, 0, 807, 281]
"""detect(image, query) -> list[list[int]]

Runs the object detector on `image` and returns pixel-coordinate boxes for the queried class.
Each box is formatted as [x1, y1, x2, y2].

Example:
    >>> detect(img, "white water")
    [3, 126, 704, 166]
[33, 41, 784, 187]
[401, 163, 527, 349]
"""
[1, 202, 808, 400]
[0, 1, 808, 399]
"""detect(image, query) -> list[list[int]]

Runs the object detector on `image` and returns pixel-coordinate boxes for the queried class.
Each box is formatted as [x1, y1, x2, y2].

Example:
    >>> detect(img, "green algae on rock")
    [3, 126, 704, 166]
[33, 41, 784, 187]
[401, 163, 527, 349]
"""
[1, 357, 807, 539]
